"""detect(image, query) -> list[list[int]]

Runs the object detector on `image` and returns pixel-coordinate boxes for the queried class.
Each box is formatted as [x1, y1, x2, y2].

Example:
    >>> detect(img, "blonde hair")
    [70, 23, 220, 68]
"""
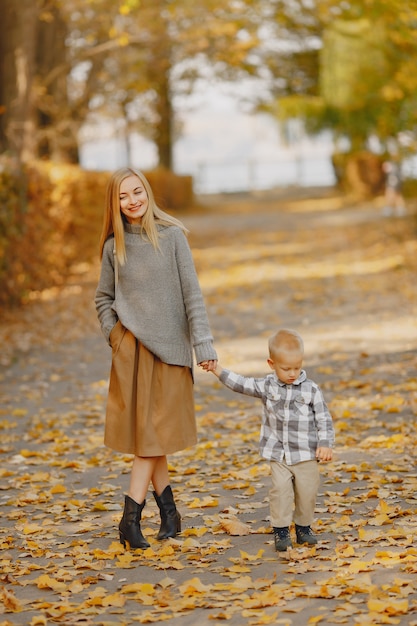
[269, 329, 304, 359]
[98, 167, 188, 265]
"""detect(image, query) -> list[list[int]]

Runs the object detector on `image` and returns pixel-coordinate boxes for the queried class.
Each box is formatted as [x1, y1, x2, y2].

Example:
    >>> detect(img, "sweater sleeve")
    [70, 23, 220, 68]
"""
[94, 239, 118, 344]
[174, 229, 217, 364]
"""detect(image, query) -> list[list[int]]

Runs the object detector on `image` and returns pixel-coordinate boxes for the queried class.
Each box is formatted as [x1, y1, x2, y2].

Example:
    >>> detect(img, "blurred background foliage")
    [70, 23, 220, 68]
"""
[1, 0, 417, 307]
[0, 161, 192, 307]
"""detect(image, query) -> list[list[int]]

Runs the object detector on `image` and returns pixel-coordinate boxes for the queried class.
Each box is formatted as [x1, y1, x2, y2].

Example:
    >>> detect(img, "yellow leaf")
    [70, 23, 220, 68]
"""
[121, 583, 155, 595]
[188, 496, 219, 508]
[219, 516, 251, 536]
[116, 552, 135, 568]
[20, 449, 43, 457]
[107, 541, 125, 555]
[209, 611, 233, 620]
[31, 472, 50, 482]
[158, 545, 175, 557]
[68, 580, 84, 594]
[35, 574, 67, 593]
[358, 527, 383, 541]
[30, 617, 47, 626]
[102, 592, 126, 607]
[92, 501, 108, 511]
[308, 616, 326, 624]
[241, 611, 279, 624]
[1, 586, 23, 612]
[242, 587, 285, 609]
[368, 597, 408, 614]
[239, 549, 264, 561]
[368, 513, 391, 526]
[142, 547, 157, 558]
[336, 545, 355, 557]
[179, 577, 212, 594]
[50, 484, 66, 494]
[228, 564, 251, 573]
[22, 523, 44, 535]
[347, 561, 373, 573]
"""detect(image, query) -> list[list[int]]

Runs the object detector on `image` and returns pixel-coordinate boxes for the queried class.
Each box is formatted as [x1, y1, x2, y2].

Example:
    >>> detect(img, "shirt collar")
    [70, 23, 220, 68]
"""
[274, 369, 307, 386]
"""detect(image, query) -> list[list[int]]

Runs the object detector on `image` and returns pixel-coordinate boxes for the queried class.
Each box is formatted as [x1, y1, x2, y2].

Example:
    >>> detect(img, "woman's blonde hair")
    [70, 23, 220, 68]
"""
[98, 167, 188, 265]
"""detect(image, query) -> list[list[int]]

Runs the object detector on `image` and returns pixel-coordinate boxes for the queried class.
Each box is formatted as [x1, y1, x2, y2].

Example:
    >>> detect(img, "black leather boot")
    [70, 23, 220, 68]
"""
[153, 485, 181, 540]
[119, 495, 150, 549]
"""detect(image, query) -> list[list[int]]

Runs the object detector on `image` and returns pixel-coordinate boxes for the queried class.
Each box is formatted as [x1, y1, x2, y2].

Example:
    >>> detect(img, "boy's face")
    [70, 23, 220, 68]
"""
[268, 350, 303, 385]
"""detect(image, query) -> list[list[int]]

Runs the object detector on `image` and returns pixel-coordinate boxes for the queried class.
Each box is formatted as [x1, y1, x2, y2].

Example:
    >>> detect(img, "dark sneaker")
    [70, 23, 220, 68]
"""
[295, 524, 318, 545]
[273, 526, 293, 551]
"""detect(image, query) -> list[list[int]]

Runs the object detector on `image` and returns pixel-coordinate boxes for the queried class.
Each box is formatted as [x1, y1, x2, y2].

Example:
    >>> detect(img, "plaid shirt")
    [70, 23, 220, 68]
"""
[218, 368, 334, 465]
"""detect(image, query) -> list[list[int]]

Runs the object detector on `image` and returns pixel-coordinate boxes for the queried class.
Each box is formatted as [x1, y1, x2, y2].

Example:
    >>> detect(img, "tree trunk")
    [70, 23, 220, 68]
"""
[155, 76, 173, 170]
[35, 4, 78, 162]
[146, 4, 173, 170]
[332, 150, 385, 196]
[0, 0, 39, 161]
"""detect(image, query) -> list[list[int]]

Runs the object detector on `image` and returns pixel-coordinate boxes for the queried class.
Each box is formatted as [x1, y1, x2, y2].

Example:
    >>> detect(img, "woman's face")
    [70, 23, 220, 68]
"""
[119, 175, 149, 224]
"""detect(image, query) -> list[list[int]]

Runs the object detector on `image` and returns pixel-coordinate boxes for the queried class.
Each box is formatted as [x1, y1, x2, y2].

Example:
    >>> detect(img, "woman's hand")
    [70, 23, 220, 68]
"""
[198, 359, 218, 373]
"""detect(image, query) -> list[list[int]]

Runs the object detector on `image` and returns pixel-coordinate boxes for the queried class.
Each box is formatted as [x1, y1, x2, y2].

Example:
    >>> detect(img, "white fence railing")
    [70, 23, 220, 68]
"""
[177, 155, 337, 194]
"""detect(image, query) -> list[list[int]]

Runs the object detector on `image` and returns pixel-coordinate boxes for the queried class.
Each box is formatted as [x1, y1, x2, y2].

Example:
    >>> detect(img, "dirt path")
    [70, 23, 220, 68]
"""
[1, 190, 417, 625]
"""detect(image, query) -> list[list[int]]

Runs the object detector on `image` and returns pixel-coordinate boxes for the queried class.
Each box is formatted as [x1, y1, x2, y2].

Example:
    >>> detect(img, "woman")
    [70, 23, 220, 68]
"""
[95, 167, 217, 549]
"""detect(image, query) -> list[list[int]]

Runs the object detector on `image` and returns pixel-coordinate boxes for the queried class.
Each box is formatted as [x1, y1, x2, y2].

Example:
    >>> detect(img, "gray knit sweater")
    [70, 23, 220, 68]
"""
[95, 223, 217, 368]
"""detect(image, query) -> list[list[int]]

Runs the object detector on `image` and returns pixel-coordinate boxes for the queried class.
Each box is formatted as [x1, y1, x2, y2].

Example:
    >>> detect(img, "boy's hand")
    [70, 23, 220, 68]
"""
[316, 447, 333, 462]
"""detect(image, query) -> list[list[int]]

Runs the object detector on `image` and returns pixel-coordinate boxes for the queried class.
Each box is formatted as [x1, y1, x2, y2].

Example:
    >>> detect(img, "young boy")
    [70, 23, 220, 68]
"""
[205, 329, 334, 551]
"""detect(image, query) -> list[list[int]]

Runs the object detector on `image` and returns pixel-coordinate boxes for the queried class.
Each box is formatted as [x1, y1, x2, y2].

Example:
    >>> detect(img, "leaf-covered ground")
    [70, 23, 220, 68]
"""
[1, 189, 417, 626]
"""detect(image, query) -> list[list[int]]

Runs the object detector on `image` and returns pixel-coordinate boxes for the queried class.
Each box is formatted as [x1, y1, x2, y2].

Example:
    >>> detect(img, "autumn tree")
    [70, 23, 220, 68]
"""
[0, 0, 83, 163]
[259, 0, 417, 190]
[68, 0, 263, 169]
[9, 0, 416, 181]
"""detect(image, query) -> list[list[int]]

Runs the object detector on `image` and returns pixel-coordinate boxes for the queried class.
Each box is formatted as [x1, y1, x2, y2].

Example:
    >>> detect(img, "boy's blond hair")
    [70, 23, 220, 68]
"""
[269, 329, 304, 359]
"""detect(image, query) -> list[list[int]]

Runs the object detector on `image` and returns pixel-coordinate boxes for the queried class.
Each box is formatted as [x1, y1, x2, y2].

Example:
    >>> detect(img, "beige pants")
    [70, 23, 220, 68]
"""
[269, 459, 320, 527]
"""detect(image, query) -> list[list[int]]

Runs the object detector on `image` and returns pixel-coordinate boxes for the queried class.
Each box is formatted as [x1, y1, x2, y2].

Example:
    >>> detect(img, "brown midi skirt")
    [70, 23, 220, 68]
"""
[104, 321, 197, 456]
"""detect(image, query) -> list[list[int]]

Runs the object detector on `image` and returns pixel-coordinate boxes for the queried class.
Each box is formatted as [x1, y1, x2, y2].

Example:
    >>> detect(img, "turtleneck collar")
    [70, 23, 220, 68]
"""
[124, 222, 142, 234]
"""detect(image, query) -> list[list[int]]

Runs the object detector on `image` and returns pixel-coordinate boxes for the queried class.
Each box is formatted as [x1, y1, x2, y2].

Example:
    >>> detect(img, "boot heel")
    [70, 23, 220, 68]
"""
[176, 513, 181, 533]
[119, 531, 126, 547]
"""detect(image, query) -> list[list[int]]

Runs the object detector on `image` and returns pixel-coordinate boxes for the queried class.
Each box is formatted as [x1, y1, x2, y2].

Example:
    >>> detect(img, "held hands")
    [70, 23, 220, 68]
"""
[198, 360, 220, 375]
[316, 447, 333, 462]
